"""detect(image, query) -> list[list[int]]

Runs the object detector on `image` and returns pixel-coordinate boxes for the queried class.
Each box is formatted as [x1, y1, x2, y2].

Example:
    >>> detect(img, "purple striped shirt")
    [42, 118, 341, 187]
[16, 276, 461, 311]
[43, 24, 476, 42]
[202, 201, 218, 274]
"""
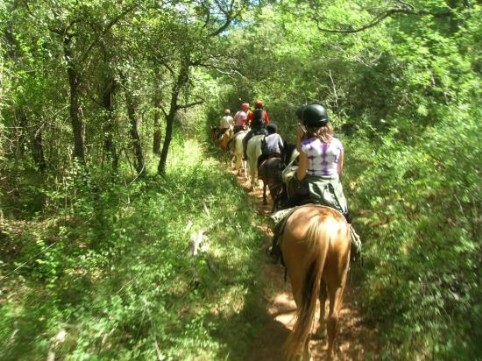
[300, 137, 343, 177]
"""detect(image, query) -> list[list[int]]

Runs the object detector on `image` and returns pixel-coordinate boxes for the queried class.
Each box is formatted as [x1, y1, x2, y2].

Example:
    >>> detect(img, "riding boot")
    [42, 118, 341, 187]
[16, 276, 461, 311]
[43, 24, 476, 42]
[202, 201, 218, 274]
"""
[344, 212, 362, 263]
[344, 211, 353, 223]
[349, 226, 362, 263]
[243, 131, 253, 160]
[269, 234, 281, 264]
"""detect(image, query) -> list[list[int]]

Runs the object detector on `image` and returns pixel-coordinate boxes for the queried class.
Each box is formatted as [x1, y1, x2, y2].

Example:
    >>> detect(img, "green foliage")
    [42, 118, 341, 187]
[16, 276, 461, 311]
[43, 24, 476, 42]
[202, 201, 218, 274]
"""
[2, 0, 481, 359]
[0, 139, 267, 360]
[346, 108, 481, 359]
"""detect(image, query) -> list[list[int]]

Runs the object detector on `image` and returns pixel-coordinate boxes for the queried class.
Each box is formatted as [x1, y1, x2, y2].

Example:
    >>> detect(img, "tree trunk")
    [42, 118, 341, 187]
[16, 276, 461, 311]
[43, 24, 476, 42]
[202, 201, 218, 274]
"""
[17, 110, 28, 158]
[102, 74, 118, 171]
[100, 40, 119, 172]
[158, 110, 174, 175]
[157, 63, 189, 175]
[153, 93, 162, 156]
[63, 35, 85, 163]
[120, 71, 144, 175]
[31, 122, 46, 172]
[15, 110, 46, 171]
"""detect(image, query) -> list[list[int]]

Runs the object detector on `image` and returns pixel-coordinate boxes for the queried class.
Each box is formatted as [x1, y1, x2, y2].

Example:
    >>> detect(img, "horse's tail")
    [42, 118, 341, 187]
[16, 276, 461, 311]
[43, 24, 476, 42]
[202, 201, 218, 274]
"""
[285, 217, 330, 361]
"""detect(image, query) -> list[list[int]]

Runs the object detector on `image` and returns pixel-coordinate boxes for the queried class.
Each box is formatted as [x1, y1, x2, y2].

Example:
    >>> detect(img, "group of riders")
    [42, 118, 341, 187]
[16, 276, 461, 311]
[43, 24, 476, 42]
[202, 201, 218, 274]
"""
[212, 101, 362, 263]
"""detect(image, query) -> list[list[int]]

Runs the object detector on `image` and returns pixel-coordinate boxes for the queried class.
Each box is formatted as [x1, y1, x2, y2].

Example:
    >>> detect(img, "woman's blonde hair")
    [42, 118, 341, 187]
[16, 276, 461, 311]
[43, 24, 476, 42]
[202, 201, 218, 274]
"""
[306, 123, 334, 143]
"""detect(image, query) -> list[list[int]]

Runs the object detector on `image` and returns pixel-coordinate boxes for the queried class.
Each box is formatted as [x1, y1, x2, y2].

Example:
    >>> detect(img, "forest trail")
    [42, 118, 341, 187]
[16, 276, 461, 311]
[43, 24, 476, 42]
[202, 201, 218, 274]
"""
[228, 167, 379, 361]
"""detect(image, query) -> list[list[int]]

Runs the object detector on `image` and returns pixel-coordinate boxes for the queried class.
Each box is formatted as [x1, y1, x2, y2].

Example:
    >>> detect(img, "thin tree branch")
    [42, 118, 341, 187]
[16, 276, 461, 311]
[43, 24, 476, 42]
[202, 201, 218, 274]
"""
[208, 0, 243, 37]
[315, 6, 454, 33]
[81, 4, 138, 62]
[177, 99, 204, 109]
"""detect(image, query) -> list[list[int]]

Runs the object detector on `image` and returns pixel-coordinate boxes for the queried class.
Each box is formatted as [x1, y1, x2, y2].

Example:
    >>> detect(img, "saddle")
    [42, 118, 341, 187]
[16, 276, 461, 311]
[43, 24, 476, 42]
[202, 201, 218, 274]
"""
[257, 152, 283, 172]
[252, 128, 268, 136]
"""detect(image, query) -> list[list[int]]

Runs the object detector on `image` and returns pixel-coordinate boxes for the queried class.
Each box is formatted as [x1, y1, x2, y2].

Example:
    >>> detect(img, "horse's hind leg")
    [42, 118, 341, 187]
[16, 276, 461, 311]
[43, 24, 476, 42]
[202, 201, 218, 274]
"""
[315, 280, 328, 339]
[234, 154, 243, 175]
[326, 285, 346, 358]
[262, 183, 268, 205]
[302, 339, 312, 361]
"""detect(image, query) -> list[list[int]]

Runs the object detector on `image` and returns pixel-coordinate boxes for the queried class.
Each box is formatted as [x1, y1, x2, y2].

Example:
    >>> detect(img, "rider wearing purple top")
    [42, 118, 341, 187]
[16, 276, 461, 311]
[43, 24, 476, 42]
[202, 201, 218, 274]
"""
[295, 104, 347, 215]
[300, 137, 343, 177]
[270, 104, 362, 264]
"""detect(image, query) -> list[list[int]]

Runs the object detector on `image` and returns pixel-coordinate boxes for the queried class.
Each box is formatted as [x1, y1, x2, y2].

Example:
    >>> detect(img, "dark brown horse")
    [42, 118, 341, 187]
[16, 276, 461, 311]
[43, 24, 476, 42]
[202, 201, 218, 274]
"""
[258, 143, 299, 210]
[281, 206, 351, 361]
[258, 155, 284, 209]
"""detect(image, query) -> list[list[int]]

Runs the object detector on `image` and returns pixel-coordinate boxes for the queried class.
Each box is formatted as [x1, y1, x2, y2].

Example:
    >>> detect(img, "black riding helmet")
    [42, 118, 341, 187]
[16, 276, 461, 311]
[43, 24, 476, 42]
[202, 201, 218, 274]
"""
[267, 122, 278, 134]
[302, 104, 329, 127]
[295, 105, 306, 121]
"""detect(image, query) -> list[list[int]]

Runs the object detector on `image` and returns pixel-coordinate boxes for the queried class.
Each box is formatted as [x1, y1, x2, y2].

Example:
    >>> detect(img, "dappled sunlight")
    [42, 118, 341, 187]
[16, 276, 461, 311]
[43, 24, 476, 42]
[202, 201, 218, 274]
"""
[168, 139, 220, 171]
[271, 292, 297, 328]
[3, 0, 479, 358]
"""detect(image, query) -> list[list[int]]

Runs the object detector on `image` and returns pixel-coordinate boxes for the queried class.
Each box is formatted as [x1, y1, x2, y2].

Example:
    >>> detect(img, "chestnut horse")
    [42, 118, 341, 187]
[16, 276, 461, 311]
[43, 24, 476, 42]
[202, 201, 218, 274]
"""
[218, 128, 233, 150]
[211, 127, 232, 151]
[281, 206, 351, 361]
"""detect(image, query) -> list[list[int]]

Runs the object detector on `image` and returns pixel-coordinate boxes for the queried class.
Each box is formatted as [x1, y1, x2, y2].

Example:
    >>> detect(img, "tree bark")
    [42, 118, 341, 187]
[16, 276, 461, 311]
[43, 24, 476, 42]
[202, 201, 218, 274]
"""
[31, 122, 46, 172]
[17, 110, 28, 158]
[100, 38, 118, 172]
[158, 110, 174, 175]
[102, 74, 118, 171]
[63, 35, 85, 163]
[157, 62, 189, 175]
[153, 92, 162, 156]
[120, 71, 144, 175]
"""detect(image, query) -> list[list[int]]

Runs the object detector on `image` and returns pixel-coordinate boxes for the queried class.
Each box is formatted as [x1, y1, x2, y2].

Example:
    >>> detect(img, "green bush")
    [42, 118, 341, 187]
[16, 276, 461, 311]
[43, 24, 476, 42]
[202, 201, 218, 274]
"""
[0, 139, 268, 361]
[346, 108, 481, 360]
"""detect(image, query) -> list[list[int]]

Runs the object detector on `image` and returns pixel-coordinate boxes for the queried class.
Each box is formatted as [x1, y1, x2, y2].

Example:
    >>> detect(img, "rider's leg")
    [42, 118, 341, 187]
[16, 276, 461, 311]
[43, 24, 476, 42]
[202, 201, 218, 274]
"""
[243, 131, 253, 160]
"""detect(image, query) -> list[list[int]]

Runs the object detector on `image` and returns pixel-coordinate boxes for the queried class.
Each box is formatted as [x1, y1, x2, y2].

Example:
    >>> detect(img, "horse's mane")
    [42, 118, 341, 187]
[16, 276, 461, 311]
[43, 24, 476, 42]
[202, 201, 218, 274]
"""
[282, 142, 298, 165]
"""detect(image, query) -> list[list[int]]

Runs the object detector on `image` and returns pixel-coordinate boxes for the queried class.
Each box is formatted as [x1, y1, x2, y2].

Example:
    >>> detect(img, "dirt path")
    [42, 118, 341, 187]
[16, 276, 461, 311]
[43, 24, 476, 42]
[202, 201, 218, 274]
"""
[230, 169, 379, 361]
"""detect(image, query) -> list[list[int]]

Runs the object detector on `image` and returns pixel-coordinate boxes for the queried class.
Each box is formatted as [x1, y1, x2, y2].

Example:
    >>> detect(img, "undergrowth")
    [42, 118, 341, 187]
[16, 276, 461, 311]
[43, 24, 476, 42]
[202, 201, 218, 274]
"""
[345, 112, 481, 360]
[0, 139, 268, 361]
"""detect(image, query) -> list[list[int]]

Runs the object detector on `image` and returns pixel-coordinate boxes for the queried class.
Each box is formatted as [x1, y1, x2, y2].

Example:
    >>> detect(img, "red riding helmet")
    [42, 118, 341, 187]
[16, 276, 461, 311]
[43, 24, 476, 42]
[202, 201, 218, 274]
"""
[255, 100, 263, 108]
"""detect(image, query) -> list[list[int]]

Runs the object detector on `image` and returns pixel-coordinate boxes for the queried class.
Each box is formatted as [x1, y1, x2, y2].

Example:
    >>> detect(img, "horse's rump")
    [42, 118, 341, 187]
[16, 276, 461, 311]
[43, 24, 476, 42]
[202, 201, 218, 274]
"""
[233, 129, 247, 146]
[246, 134, 265, 189]
[258, 156, 284, 208]
[218, 128, 233, 150]
[232, 130, 248, 176]
[258, 156, 282, 182]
